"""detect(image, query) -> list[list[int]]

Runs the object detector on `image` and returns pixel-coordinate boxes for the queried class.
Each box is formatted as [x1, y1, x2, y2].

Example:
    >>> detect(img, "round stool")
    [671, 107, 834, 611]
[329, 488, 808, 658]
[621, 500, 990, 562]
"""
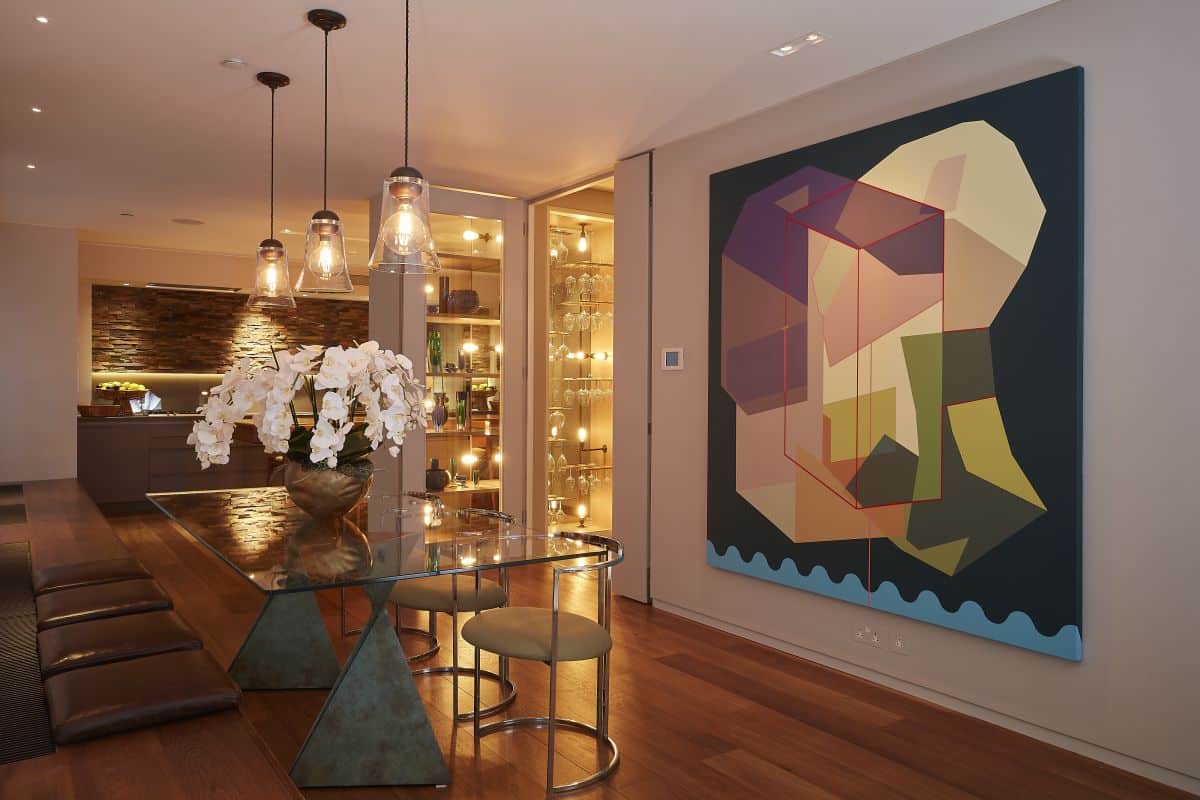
[391, 573, 517, 721]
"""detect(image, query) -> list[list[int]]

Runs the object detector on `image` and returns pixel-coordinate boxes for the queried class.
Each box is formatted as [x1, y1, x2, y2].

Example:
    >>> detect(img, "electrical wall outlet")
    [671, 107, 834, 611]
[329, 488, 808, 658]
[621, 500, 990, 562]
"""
[869, 626, 885, 649]
[891, 631, 908, 655]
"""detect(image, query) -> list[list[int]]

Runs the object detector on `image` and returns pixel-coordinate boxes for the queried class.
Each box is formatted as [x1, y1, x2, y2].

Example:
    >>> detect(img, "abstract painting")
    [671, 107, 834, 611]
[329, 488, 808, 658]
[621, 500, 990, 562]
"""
[707, 68, 1083, 659]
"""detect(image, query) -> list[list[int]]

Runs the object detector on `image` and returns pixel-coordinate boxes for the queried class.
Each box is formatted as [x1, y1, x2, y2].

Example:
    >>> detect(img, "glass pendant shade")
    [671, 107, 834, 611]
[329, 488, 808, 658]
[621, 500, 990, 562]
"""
[247, 238, 296, 308]
[369, 166, 441, 274]
[296, 210, 353, 292]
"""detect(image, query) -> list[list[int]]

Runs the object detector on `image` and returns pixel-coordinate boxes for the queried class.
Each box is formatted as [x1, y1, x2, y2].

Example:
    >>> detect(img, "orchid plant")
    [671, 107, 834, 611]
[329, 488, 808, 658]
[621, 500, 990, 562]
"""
[188, 341, 425, 472]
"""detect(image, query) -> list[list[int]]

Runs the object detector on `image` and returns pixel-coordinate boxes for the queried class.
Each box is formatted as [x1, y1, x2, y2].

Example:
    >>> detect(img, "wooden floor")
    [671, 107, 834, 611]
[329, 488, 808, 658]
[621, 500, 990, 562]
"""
[2, 486, 1195, 799]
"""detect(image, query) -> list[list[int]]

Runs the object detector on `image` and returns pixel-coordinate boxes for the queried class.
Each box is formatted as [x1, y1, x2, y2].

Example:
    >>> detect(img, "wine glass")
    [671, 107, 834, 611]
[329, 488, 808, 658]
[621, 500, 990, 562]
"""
[565, 471, 576, 493]
[579, 311, 591, 332]
[563, 388, 575, 407]
[563, 312, 576, 333]
[564, 274, 576, 297]
[550, 410, 565, 431]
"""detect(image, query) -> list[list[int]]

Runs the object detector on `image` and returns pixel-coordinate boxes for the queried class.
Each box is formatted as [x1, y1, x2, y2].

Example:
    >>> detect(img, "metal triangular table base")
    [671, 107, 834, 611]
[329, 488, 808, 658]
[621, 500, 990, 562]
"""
[230, 590, 341, 690]
[289, 582, 450, 788]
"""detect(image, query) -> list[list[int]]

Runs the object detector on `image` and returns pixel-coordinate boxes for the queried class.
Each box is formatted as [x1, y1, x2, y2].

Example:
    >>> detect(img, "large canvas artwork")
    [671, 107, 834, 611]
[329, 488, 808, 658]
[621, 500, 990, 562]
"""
[707, 68, 1083, 660]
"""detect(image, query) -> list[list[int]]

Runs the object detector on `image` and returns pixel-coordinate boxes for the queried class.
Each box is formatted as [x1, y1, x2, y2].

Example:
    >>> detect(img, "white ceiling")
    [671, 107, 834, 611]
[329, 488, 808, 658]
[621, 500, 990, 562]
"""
[1, 0, 1054, 262]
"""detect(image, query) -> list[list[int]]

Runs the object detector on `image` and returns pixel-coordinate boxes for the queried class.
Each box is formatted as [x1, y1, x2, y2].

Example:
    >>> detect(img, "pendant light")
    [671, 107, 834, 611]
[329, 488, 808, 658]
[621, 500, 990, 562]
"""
[297, 9, 353, 293]
[577, 223, 590, 254]
[247, 72, 296, 309]
[369, 0, 440, 275]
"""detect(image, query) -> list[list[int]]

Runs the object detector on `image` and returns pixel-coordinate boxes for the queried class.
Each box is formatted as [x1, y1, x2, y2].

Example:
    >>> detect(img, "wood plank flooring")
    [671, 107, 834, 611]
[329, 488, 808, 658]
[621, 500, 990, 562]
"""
[1, 484, 1195, 799]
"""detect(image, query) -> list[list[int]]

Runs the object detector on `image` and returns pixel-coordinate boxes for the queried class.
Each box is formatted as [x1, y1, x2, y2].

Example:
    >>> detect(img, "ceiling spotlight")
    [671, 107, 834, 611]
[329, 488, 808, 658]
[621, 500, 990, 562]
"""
[770, 32, 826, 57]
[119, 211, 134, 217]
[31, 106, 42, 113]
[220, 57, 248, 69]
[34, 16, 49, 24]
[26, 163, 36, 169]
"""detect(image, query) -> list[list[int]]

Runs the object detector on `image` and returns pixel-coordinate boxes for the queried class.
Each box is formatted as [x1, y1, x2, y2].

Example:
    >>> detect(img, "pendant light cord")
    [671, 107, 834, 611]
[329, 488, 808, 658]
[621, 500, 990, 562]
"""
[323, 30, 329, 210]
[269, 86, 276, 239]
[404, 0, 410, 166]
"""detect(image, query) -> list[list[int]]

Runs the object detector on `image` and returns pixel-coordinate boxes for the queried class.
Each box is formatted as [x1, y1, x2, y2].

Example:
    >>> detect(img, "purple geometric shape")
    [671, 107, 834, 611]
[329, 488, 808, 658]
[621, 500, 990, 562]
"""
[866, 214, 944, 275]
[725, 324, 806, 415]
[791, 182, 942, 249]
[722, 166, 853, 302]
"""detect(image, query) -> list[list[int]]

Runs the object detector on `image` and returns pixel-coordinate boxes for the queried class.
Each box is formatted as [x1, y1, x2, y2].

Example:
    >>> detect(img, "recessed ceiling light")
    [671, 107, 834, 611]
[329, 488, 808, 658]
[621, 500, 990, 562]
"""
[34, 16, 49, 24]
[119, 211, 134, 217]
[220, 57, 248, 69]
[26, 163, 36, 169]
[770, 31, 826, 57]
[31, 106, 42, 113]
[122, 282, 131, 286]
[170, 217, 205, 225]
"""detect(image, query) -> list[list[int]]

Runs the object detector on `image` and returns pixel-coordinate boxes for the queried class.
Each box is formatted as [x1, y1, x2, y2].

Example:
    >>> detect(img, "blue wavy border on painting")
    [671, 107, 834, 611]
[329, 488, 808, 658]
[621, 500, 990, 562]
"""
[707, 542, 1082, 661]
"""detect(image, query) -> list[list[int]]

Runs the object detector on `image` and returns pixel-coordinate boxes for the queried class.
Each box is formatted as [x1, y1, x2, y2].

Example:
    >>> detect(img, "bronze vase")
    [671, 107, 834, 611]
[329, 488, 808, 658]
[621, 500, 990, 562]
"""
[283, 461, 373, 527]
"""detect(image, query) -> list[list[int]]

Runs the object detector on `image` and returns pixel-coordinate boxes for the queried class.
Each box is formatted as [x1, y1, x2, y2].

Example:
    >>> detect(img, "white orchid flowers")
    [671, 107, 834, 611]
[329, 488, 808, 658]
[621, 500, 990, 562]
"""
[189, 341, 425, 470]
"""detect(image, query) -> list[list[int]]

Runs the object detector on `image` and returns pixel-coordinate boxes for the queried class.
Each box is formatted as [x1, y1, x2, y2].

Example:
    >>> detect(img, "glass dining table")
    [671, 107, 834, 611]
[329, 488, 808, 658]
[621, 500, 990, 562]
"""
[147, 486, 613, 789]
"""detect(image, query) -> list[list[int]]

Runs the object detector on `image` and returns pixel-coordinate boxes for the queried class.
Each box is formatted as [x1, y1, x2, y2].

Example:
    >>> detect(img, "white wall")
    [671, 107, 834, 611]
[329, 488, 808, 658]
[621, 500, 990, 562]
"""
[648, 0, 1200, 790]
[0, 223, 79, 483]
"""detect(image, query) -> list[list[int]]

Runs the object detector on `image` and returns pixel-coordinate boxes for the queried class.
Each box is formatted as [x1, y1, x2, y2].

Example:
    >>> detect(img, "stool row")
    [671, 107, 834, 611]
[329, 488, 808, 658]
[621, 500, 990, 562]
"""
[32, 556, 240, 744]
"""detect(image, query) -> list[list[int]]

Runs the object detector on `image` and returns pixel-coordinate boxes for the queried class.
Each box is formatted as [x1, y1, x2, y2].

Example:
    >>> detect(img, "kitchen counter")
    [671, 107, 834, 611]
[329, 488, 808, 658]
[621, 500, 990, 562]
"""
[77, 416, 271, 504]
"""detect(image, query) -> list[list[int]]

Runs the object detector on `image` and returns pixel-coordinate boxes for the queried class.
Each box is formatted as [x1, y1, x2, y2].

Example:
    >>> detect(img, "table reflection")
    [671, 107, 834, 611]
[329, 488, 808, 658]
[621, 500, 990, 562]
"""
[147, 487, 606, 594]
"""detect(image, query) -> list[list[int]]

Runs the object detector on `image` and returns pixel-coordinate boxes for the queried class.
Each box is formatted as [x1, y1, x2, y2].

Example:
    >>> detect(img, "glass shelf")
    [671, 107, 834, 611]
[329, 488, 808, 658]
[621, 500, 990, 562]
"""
[427, 372, 500, 379]
[557, 261, 614, 269]
[561, 377, 613, 382]
[557, 300, 614, 307]
[426, 315, 501, 327]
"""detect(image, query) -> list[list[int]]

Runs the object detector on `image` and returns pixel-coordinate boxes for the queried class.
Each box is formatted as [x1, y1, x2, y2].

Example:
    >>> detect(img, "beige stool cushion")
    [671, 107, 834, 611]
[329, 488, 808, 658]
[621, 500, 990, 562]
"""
[462, 607, 612, 663]
[389, 575, 507, 613]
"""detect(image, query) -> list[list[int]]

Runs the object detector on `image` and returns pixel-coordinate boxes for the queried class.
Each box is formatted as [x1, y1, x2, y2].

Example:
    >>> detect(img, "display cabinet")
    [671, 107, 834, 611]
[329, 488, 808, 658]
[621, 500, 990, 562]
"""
[530, 184, 615, 533]
[423, 212, 505, 511]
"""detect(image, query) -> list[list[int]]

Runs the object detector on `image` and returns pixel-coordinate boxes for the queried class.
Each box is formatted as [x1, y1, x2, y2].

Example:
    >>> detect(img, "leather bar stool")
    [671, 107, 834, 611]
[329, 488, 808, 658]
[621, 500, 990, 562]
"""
[35, 579, 172, 630]
[44, 649, 240, 744]
[38, 610, 203, 677]
[33, 557, 151, 595]
[462, 532, 623, 794]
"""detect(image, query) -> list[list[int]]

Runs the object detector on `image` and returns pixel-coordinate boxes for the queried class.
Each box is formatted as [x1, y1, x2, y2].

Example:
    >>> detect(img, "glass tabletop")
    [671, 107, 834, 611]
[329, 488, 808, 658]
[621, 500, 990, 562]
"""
[147, 487, 612, 594]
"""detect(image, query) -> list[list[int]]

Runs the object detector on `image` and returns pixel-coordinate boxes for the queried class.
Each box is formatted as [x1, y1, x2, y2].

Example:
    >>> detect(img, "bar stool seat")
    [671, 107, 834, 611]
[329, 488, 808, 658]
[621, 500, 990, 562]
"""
[35, 579, 172, 631]
[44, 649, 240, 744]
[33, 557, 151, 595]
[38, 610, 203, 677]
[390, 575, 508, 613]
[390, 574, 517, 722]
[462, 608, 612, 663]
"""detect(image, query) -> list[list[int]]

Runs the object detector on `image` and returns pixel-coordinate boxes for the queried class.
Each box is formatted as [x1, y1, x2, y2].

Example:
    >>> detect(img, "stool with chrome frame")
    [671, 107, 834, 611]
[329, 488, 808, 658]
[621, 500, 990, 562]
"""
[462, 532, 622, 793]
[337, 493, 440, 663]
[391, 504, 517, 721]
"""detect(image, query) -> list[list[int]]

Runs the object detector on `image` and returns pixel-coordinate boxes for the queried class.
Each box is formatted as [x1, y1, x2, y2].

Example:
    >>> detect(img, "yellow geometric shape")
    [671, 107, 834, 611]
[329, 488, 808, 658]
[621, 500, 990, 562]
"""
[823, 388, 896, 464]
[860, 121, 1045, 267]
[947, 397, 1045, 510]
[890, 535, 970, 576]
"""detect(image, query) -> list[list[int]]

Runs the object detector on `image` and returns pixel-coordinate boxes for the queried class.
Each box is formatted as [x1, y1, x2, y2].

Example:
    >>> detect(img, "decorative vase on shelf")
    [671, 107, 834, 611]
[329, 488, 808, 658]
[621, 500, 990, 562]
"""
[432, 393, 449, 432]
[428, 329, 442, 374]
[426, 458, 451, 492]
[455, 391, 467, 428]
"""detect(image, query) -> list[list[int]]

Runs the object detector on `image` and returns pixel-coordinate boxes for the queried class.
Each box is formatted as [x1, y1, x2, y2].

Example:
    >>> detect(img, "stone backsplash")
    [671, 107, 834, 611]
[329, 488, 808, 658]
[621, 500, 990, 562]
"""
[92, 285, 369, 372]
